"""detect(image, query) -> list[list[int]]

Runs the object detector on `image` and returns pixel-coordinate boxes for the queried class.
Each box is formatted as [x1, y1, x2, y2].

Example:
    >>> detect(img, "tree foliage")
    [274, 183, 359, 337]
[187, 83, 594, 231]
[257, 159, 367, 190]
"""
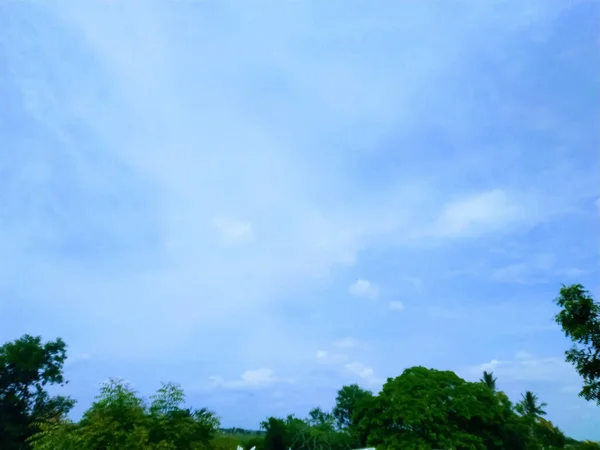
[29, 379, 219, 450]
[515, 391, 547, 418]
[0, 334, 74, 450]
[258, 370, 573, 450]
[261, 417, 290, 450]
[554, 284, 600, 404]
[331, 383, 372, 430]
[480, 370, 497, 392]
[354, 367, 533, 450]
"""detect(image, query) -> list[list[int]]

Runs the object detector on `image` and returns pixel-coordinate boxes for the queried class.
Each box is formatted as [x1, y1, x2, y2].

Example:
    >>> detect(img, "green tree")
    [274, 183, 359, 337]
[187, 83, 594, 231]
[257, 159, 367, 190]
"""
[515, 391, 547, 418]
[211, 434, 240, 450]
[306, 407, 334, 430]
[261, 417, 289, 450]
[0, 334, 74, 450]
[29, 379, 219, 450]
[331, 384, 372, 430]
[576, 441, 600, 450]
[554, 284, 600, 404]
[532, 417, 566, 449]
[147, 382, 219, 449]
[480, 370, 497, 392]
[348, 392, 383, 448]
[242, 436, 266, 450]
[357, 367, 529, 450]
[286, 414, 351, 450]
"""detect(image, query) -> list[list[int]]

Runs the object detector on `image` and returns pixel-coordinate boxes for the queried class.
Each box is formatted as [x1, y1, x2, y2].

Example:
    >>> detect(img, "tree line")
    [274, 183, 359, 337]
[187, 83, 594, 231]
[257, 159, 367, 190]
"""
[1, 284, 598, 449]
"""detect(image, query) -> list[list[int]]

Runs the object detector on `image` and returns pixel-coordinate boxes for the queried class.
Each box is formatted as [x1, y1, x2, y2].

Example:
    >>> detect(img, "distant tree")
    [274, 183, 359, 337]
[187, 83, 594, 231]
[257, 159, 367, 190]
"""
[532, 417, 566, 449]
[515, 391, 547, 418]
[480, 371, 497, 392]
[554, 284, 600, 404]
[284, 414, 352, 450]
[211, 434, 241, 450]
[331, 384, 372, 430]
[29, 379, 219, 450]
[243, 435, 266, 450]
[0, 334, 74, 450]
[147, 381, 219, 449]
[261, 417, 289, 450]
[306, 407, 334, 430]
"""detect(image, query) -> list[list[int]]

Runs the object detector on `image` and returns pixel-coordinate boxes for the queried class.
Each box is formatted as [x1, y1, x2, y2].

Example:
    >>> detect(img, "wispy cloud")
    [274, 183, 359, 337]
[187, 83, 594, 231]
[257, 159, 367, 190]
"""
[211, 216, 253, 246]
[332, 338, 360, 349]
[388, 301, 405, 312]
[349, 279, 380, 300]
[468, 351, 578, 383]
[344, 361, 383, 388]
[315, 350, 348, 365]
[210, 368, 293, 390]
[430, 189, 527, 239]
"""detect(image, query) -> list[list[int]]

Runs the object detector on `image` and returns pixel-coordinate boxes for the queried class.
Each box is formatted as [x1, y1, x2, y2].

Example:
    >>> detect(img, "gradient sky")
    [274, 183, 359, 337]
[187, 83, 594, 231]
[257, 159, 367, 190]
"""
[1, 0, 600, 441]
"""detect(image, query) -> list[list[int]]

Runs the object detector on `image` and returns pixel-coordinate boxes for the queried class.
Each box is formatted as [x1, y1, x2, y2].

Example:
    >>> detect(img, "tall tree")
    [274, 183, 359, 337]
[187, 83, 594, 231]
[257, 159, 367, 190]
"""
[480, 371, 497, 392]
[331, 384, 372, 430]
[516, 391, 547, 418]
[554, 284, 600, 404]
[0, 335, 74, 450]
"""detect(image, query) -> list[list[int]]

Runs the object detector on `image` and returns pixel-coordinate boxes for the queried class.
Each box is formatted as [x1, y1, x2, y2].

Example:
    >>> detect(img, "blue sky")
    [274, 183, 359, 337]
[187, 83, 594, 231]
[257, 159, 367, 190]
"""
[1, 0, 600, 441]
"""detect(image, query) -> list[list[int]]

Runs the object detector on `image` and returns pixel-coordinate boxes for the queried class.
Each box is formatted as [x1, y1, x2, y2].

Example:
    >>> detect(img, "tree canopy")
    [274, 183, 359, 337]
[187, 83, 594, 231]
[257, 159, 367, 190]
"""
[0, 335, 75, 450]
[331, 383, 372, 430]
[554, 284, 600, 404]
[354, 367, 532, 450]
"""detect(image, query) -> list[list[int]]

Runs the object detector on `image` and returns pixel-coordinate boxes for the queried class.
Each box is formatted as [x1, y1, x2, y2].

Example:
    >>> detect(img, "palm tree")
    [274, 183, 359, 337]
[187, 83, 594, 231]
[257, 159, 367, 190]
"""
[480, 371, 497, 392]
[516, 391, 547, 418]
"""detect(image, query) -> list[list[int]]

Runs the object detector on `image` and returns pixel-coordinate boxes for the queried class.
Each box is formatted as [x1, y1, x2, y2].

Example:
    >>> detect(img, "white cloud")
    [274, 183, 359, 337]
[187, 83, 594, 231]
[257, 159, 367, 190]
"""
[479, 359, 502, 372]
[209, 368, 293, 389]
[469, 352, 577, 382]
[315, 350, 347, 364]
[344, 361, 382, 387]
[349, 279, 379, 300]
[431, 189, 526, 238]
[388, 301, 405, 312]
[332, 337, 359, 349]
[515, 350, 533, 360]
[345, 361, 374, 378]
[211, 216, 253, 246]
